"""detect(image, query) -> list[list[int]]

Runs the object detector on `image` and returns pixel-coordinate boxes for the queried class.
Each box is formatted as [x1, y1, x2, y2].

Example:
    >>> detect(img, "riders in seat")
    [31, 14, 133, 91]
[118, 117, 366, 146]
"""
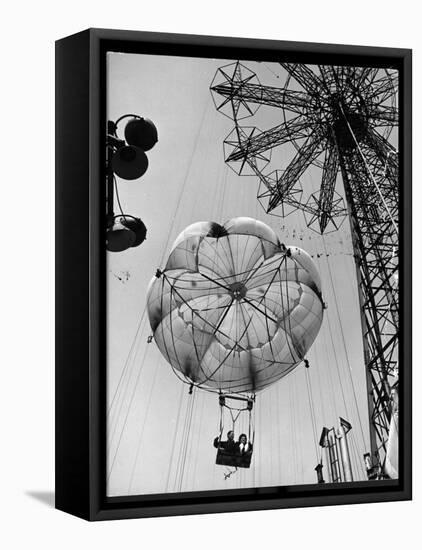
[213, 431, 253, 468]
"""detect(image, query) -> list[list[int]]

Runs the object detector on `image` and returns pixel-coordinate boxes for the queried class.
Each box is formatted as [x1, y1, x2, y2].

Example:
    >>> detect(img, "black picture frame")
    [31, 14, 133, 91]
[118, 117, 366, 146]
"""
[55, 28, 412, 521]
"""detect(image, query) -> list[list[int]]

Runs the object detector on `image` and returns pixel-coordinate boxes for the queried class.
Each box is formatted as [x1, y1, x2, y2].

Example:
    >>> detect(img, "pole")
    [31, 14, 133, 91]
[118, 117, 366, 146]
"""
[106, 142, 115, 228]
[337, 418, 354, 482]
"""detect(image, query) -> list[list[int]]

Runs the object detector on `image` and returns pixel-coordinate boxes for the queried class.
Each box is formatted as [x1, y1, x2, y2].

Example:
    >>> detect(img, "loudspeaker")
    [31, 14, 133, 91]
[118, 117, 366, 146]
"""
[121, 217, 148, 247]
[106, 219, 136, 252]
[111, 145, 148, 180]
[124, 118, 158, 152]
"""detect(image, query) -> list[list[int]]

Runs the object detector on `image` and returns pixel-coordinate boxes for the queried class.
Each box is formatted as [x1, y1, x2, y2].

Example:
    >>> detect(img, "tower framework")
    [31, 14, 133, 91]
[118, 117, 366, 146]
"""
[211, 61, 399, 476]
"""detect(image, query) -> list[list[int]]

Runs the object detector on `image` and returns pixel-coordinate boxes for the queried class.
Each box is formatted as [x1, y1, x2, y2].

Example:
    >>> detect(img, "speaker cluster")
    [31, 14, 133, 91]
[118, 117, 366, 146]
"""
[106, 115, 158, 252]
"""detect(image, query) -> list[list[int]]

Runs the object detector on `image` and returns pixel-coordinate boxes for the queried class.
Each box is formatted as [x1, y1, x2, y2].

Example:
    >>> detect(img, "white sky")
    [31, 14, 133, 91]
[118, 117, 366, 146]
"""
[106, 52, 378, 497]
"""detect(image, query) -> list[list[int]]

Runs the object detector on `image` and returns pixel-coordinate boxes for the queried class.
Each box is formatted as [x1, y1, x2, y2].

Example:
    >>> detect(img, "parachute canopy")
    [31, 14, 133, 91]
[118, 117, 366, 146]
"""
[147, 217, 324, 394]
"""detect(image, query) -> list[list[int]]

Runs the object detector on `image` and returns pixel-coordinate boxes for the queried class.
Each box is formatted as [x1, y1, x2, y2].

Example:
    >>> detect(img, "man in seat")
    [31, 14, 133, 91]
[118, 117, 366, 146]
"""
[213, 430, 236, 453]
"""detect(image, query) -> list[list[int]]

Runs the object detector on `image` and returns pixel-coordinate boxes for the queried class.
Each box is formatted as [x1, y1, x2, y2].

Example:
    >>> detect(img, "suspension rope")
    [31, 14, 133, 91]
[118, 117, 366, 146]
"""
[107, 309, 147, 417]
[350, 430, 367, 480]
[107, 336, 153, 481]
[172, 396, 191, 491]
[177, 389, 197, 492]
[191, 392, 206, 490]
[288, 381, 297, 483]
[165, 384, 185, 492]
[321, 237, 367, 451]
[127, 362, 161, 492]
[107, 319, 149, 461]
[305, 368, 319, 463]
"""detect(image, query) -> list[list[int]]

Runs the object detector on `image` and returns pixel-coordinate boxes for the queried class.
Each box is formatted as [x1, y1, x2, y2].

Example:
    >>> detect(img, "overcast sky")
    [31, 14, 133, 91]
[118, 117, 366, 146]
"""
[105, 52, 384, 497]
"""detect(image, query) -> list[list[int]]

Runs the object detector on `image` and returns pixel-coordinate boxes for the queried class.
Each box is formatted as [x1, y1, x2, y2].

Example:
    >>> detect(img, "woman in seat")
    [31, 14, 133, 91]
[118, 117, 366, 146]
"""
[236, 433, 253, 467]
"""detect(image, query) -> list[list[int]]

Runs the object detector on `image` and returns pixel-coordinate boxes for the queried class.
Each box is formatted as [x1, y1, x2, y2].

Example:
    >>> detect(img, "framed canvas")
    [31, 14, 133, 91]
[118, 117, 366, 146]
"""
[55, 28, 412, 521]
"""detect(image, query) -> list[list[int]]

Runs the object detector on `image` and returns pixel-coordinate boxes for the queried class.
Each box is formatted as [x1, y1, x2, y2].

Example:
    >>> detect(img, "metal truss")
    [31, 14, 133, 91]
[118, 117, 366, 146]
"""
[211, 61, 399, 475]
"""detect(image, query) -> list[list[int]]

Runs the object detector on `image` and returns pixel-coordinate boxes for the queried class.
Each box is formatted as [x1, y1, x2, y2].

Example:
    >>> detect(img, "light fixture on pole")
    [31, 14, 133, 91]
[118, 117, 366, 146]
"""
[106, 115, 158, 252]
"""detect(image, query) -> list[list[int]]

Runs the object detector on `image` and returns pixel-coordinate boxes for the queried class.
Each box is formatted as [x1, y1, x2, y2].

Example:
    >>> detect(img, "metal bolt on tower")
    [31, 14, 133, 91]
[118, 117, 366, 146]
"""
[211, 61, 399, 477]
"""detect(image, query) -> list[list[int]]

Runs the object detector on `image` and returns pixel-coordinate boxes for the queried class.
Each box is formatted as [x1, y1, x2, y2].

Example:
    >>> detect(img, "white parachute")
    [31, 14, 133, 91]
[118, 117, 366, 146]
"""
[147, 217, 324, 394]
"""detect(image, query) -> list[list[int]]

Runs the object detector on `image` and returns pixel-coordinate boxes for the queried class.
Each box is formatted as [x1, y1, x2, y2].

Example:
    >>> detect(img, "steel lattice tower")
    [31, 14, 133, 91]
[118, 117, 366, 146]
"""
[211, 61, 399, 477]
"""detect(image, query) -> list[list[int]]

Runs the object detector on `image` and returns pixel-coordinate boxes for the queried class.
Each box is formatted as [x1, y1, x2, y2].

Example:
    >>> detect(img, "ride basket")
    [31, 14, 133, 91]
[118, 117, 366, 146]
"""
[215, 394, 255, 469]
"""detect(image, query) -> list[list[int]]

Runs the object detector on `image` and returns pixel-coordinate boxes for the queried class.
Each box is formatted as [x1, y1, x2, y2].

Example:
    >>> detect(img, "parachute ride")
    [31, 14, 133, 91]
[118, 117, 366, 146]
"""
[147, 217, 324, 469]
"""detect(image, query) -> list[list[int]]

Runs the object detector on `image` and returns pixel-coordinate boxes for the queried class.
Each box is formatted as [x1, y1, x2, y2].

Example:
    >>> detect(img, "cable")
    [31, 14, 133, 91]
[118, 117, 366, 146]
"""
[107, 309, 147, 416]
[127, 360, 160, 492]
[177, 389, 197, 492]
[165, 384, 185, 492]
[305, 368, 319, 464]
[107, 336, 152, 482]
[113, 176, 126, 218]
[321, 240, 368, 452]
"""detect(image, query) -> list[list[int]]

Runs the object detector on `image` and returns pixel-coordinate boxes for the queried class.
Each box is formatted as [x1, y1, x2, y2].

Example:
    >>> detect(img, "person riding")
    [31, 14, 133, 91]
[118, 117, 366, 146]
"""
[236, 433, 253, 458]
[213, 430, 237, 454]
